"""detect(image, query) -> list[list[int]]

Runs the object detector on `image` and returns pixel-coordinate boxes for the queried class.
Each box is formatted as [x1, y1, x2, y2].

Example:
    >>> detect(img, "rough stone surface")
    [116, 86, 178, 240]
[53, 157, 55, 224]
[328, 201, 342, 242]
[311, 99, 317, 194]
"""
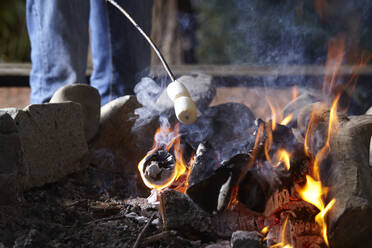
[231, 231, 263, 248]
[91, 95, 158, 197]
[8, 102, 89, 190]
[156, 74, 215, 110]
[0, 111, 23, 204]
[205, 240, 230, 248]
[365, 106, 372, 115]
[50, 84, 101, 142]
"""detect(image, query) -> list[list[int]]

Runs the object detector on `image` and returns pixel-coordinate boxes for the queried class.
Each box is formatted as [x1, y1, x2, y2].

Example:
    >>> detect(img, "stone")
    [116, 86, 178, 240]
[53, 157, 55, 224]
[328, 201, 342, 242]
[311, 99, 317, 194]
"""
[0, 111, 23, 205]
[7, 102, 89, 190]
[91, 95, 159, 197]
[156, 74, 216, 111]
[50, 83, 101, 142]
[365, 106, 372, 115]
[205, 240, 230, 248]
[231, 231, 263, 248]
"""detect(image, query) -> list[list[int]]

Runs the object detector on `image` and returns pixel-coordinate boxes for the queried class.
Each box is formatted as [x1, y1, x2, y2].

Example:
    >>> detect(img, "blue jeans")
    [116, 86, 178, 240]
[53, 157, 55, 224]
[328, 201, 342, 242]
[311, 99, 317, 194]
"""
[26, 0, 153, 105]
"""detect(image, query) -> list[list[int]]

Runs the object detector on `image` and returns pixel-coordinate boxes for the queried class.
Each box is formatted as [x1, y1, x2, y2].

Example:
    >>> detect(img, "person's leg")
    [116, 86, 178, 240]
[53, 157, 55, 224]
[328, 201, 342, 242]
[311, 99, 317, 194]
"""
[89, 0, 112, 105]
[90, 0, 153, 105]
[26, 0, 90, 103]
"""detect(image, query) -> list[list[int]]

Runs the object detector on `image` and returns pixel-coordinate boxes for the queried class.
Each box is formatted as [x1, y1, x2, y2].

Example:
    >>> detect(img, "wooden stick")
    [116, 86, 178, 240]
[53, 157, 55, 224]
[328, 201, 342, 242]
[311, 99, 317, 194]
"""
[132, 213, 157, 248]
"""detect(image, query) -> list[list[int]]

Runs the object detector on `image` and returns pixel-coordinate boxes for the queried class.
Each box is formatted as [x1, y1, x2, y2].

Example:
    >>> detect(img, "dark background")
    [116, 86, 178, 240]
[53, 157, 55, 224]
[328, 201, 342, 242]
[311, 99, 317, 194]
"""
[2, 0, 372, 65]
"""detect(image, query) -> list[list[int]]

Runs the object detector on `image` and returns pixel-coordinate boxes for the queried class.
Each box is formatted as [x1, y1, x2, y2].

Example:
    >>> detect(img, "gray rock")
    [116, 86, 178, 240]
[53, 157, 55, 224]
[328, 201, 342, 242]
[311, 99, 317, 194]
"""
[0, 111, 22, 204]
[8, 102, 89, 190]
[231, 231, 263, 248]
[205, 240, 230, 248]
[50, 83, 101, 142]
[365, 106, 372, 115]
[156, 74, 215, 110]
[91, 96, 158, 196]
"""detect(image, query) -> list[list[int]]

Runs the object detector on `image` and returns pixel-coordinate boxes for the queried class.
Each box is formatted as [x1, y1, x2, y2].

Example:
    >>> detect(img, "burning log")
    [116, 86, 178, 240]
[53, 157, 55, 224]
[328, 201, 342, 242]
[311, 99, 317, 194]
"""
[300, 104, 372, 247]
[159, 189, 259, 240]
[186, 142, 229, 212]
[324, 115, 372, 248]
[237, 119, 308, 215]
[186, 142, 252, 213]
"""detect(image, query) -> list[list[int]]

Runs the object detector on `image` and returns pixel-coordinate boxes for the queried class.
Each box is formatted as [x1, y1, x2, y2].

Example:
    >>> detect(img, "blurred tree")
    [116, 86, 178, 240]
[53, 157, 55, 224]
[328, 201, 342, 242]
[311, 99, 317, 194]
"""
[0, 0, 30, 62]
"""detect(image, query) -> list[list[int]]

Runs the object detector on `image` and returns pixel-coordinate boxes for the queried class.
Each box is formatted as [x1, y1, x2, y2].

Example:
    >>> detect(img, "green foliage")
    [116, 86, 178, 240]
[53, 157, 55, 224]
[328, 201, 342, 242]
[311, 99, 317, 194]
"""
[0, 0, 30, 62]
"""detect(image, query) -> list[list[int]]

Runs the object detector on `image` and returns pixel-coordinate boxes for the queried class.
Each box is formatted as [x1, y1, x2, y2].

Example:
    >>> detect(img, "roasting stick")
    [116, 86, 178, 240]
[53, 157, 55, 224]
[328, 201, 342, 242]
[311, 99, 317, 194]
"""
[106, 0, 197, 124]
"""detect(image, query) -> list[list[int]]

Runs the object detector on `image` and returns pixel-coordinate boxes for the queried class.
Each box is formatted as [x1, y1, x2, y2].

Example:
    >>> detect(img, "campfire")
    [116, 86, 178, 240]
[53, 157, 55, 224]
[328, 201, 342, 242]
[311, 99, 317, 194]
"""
[135, 35, 372, 248]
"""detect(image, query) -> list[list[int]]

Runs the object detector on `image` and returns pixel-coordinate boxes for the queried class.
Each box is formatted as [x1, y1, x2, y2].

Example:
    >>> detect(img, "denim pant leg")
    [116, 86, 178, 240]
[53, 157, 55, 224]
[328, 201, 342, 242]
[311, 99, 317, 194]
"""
[89, 0, 112, 105]
[26, 0, 90, 104]
[90, 0, 153, 105]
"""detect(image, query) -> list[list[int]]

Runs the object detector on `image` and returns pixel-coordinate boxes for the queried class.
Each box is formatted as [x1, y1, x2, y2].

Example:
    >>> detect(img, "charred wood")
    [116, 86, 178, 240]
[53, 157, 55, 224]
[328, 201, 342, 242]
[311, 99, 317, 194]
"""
[300, 106, 372, 248]
[159, 189, 259, 241]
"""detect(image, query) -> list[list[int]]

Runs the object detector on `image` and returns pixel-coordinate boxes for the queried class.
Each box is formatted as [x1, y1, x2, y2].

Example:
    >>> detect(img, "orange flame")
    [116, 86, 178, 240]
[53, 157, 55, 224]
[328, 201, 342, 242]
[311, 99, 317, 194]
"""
[138, 125, 191, 191]
[277, 149, 291, 171]
[322, 35, 345, 97]
[292, 85, 297, 101]
[267, 97, 277, 131]
[298, 175, 336, 247]
[261, 226, 269, 235]
[299, 94, 340, 246]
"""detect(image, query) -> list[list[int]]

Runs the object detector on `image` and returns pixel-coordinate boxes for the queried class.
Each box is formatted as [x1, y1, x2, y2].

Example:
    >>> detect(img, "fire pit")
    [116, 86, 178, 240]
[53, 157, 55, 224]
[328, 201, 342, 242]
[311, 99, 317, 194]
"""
[134, 36, 372, 248]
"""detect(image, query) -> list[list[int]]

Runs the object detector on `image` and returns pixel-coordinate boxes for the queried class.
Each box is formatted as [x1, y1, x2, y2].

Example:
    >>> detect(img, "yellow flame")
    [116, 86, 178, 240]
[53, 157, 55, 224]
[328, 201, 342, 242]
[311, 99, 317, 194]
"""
[261, 226, 269, 235]
[280, 114, 293, 126]
[277, 149, 291, 171]
[298, 175, 336, 247]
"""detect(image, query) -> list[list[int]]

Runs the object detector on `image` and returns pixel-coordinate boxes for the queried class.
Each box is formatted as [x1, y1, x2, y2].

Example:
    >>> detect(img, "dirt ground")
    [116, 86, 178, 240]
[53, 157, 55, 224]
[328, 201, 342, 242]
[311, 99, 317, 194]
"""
[0, 165, 207, 248]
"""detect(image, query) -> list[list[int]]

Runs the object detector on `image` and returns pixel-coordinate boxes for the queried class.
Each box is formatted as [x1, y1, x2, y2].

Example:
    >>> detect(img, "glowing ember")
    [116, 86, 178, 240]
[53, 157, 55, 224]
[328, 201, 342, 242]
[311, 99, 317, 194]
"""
[138, 125, 192, 191]
[261, 226, 269, 235]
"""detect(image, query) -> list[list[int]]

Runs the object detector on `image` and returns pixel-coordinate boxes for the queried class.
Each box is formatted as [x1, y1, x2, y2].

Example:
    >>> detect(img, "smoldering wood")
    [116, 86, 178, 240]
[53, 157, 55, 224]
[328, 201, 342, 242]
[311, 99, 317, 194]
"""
[251, 119, 300, 161]
[238, 119, 308, 215]
[186, 142, 226, 212]
[159, 189, 323, 245]
[217, 153, 252, 212]
[265, 214, 324, 248]
[159, 189, 259, 240]
[140, 149, 176, 187]
[186, 143, 251, 213]
[315, 114, 372, 248]
[298, 106, 372, 247]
